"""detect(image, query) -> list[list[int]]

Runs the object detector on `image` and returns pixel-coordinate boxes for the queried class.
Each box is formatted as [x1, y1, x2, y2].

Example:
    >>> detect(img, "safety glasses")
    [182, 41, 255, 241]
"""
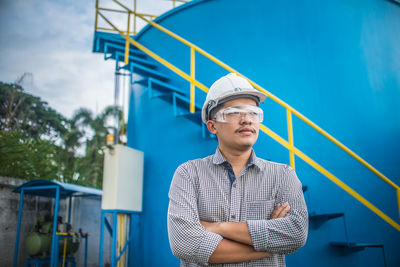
[213, 105, 263, 123]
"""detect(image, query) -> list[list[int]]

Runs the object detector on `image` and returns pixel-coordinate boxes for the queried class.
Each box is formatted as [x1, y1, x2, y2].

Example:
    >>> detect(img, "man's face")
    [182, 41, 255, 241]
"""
[207, 98, 260, 152]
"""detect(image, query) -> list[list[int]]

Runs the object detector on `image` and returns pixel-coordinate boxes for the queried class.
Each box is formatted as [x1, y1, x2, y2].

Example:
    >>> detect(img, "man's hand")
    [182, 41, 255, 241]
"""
[200, 202, 291, 246]
[270, 202, 290, 219]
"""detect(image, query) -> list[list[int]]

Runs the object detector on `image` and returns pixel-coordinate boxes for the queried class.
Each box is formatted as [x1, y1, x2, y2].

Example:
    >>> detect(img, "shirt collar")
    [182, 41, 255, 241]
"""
[212, 148, 262, 170]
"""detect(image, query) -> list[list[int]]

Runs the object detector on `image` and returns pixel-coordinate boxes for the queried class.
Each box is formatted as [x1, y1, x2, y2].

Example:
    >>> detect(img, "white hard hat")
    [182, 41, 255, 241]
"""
[202, 73, 267, 123]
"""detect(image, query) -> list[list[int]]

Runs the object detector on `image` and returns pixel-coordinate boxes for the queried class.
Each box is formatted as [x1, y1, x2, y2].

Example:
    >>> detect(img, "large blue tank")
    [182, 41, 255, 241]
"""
[123, 0, 400, 266]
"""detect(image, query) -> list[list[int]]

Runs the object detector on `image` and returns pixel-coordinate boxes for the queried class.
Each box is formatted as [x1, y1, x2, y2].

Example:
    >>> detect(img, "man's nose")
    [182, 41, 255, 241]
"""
[239, 113, 252, 124]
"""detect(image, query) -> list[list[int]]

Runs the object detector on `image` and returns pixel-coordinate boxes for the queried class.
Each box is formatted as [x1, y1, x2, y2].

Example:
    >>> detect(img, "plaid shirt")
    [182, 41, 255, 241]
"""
[167, 149, 308, 266]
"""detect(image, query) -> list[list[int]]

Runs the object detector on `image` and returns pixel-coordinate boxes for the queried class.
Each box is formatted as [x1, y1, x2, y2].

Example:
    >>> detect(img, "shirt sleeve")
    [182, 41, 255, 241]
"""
[167, 163, 223, 265]
[247, 166, 308, 254]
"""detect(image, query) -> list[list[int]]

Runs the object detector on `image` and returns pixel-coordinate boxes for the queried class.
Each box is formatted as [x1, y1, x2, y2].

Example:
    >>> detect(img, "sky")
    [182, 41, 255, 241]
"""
[0, 0, 178, 118]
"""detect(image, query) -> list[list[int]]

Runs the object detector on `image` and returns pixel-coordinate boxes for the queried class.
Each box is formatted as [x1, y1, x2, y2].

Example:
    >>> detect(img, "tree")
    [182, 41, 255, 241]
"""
[1, 80, 124, 188]
[0, 81, 68, 139]
[70, 106, 122, 188]
[0, 81, 67, 181]
[0, 131, 59, 180]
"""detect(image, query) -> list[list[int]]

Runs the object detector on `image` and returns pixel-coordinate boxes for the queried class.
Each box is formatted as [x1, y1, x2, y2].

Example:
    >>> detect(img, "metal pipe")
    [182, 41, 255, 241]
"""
[67, 196, 72, 224]
[99, 211, 105, 266]
[190, 47, 195, 113]
[287, 109, 295, 169]
[50, 186, 60, 267]
[84, 235, 88, 267]
[13, 188, 24, 267]
[111, 212, 118, 267]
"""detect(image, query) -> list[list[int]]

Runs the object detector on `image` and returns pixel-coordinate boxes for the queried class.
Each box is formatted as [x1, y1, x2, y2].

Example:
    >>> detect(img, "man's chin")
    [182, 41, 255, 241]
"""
[237, 142, 254, 151]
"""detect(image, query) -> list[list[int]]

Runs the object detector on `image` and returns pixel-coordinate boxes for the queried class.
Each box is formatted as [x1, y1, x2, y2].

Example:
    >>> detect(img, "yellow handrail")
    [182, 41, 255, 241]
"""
[95, 0, 400, 231]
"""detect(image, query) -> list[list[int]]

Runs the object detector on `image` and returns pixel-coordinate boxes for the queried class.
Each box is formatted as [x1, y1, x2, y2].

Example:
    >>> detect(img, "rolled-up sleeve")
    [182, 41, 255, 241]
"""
[247, 166, 308, 254]
[167, 164, 223, 265]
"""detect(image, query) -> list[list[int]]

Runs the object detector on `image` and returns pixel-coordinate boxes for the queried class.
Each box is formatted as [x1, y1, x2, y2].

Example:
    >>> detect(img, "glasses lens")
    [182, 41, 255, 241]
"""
[215, 105, 263, 123]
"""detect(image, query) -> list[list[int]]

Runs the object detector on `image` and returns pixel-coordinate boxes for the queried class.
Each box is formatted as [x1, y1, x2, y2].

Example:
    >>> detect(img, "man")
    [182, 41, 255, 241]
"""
[167, 73, 308, 266]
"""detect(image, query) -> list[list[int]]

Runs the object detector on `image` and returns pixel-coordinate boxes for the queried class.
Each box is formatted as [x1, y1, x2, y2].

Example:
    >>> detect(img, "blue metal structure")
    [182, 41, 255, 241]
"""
[99, 210, 140, 267]
[93, 0, 400, 266]
[13, 180, 101, 267]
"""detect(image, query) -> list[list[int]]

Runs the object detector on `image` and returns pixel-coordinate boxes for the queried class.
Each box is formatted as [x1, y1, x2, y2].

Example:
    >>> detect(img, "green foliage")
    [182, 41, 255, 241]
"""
[0, 131, 59, 180]
[0, 81, 68, 138]
[68, 106, 122, 188]
[0, 81, 122, 189]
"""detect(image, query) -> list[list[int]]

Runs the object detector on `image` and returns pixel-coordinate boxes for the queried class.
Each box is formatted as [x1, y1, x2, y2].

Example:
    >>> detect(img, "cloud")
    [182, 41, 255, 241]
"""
[0, 0, 186, 118]
[0, 0, 116, 117]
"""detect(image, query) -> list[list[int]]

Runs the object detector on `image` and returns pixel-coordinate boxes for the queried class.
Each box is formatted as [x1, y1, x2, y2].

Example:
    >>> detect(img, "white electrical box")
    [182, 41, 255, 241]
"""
[102, 144, 144, 212]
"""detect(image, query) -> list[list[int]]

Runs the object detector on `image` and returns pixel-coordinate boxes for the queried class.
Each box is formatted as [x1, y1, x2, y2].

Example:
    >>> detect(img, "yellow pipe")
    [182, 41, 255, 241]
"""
[122, 214, 126, 267]
[97, 10, 208, 92]
[124, 11, 131, 65]
[96, 26, 118, 32]
[127, 37, 208, 92]
[136, 12, 158, 18]
[293, 147, 400, 231]
[98, 7, 128, 14]
[113, 0, 130, 11]
[287, 109, 295, 169]
[117, 214, 120, 267]
[121, 110, 125, 137]
[190, 47, 195, 113]
[398, 189, 400, 221]
[62, 237, 67, 267]
[292, 109, 400, 190]
[258, 125, 400, 231]
[259, 124, 290, 149]
[118, 214, 125, 267]
[99, 9, 210, 92]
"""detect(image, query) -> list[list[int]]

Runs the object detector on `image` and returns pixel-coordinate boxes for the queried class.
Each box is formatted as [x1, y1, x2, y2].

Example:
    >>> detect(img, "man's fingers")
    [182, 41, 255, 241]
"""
[270, 202, 290, 219]
[276, 204, 290, 218]
[270, 203, 284, 219]
[270, 203, 282, 219]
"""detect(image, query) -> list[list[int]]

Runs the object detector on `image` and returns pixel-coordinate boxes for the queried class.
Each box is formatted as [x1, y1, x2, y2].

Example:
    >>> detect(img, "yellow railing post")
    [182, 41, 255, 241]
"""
[95, 0, 99, 31]
[134, 0, 137, 35]
[124, 11, 131, 65]
[190, 47, 195, 113]
[397, 189, 400, 221]
[292, 147, 400, 231]
[287, 109, 295, 169]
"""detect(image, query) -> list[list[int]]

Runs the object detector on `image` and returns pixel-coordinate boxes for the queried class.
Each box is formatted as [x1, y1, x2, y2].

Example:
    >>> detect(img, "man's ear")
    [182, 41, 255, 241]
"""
[206, 120, 217, 134]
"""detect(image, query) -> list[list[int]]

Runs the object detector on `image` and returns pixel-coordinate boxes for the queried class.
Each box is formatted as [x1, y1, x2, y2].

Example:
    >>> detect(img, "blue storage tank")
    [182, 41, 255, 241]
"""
[94, 0, 400, 266]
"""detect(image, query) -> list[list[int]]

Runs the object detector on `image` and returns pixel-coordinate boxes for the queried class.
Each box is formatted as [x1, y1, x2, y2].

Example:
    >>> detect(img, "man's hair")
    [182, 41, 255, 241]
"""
[209, 103, 224, 121]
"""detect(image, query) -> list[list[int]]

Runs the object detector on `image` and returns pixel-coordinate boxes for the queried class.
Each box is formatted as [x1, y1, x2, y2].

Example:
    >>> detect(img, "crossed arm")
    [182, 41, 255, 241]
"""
[200, 203, 291, 263]
[168, 165, 308, 265]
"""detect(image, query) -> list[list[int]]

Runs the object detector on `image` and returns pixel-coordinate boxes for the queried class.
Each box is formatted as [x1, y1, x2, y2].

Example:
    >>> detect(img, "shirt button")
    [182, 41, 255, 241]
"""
[233, 183, 237, 188]
[231, 215, 236, 219]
